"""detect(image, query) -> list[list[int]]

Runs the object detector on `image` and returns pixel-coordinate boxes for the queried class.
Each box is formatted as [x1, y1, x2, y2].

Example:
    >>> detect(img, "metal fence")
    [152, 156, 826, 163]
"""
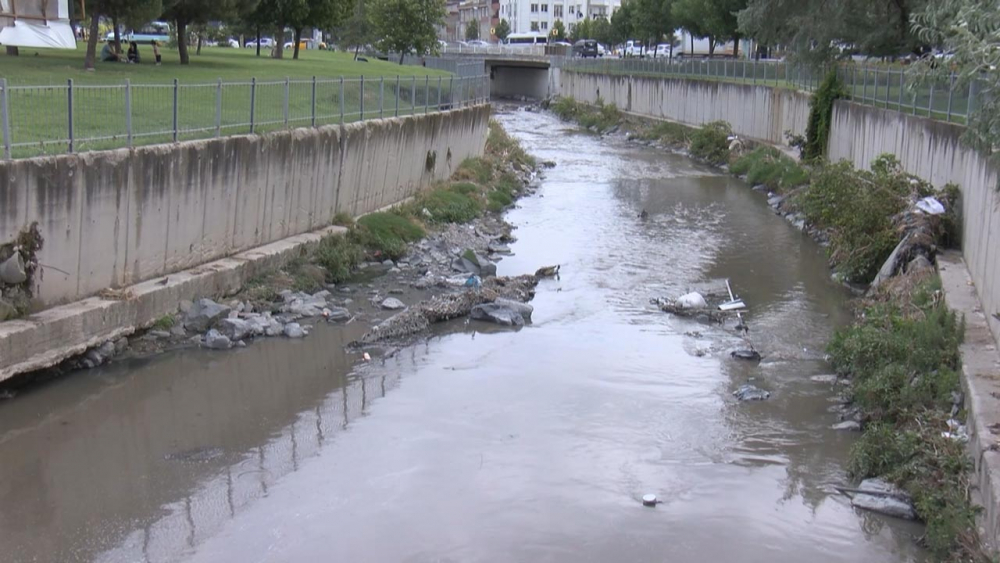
[0, 73, 490, 159]
[560, 57, 981, 124]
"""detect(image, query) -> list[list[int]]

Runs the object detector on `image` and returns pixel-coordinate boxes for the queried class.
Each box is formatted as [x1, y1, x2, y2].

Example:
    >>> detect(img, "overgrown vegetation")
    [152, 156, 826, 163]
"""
[829, 275, 983, 560]
[729, 146, 810, 192]
[795, 155, 930, 283]
[803, 71, 846, 161]
[0, 222, 44, 319]
[230, 119, 531, 307]
[636, 120, 694, 148]
[550, 96, 623, 133]
[152, 313, 175, 331]
[688, 121, 733, 166]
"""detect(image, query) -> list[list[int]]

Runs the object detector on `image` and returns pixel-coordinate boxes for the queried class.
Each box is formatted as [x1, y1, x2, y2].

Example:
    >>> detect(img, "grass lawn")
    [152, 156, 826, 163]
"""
[0, 45, 450, 85]
[0, 46, 478, 157]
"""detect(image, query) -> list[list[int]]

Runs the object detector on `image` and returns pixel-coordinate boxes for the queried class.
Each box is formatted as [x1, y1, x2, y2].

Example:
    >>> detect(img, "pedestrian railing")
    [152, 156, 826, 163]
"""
[441, 45, 547, 57]
[559, 57, 979, 125]
[0, 73, 491, 160]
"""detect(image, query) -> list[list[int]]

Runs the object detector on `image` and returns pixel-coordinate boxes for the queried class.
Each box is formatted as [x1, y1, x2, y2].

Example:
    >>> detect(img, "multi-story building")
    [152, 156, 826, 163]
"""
[498, 0, 619, 37]
[458, 0, 500, 41]
[440, 0, 462, 42]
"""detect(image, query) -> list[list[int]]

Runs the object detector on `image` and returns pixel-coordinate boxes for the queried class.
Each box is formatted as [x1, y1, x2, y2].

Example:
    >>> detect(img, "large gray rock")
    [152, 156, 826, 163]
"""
[907, 254, 934, 275]
[0, 298, 17, 321]
[0, 252, 26, 285]
[264, 318, 284, 337]
[493, 298, 533, 322]
[381, 297, 406, 310]
[217, 318, 252, 341]
[184, 299, 231, 333]
[470, 303, 525, 326]
[325, 307, 351, 322]
[870, 233, 911, 289]
[203, 329, 233, 350]
[733, 384, 770, 401]
[283, 322, 306, 338]
[850, 479, 917, 520]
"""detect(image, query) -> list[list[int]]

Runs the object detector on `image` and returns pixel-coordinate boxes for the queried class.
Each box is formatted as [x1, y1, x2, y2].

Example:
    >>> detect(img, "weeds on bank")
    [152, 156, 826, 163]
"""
[151, 314, 175, 330]
[233, 119, 530, 303]
[796, 155, 932, 283]
[636, 120, 693, 148]
[730, 147, 810, 192]
[551, 96, 622, 133]
[688, 121, 733, 166]
[829, 275, 984, 561]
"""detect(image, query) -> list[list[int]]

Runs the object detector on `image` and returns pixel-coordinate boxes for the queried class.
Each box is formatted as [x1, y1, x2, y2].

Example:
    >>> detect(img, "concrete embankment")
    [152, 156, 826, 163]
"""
[0, 105, 491, 381]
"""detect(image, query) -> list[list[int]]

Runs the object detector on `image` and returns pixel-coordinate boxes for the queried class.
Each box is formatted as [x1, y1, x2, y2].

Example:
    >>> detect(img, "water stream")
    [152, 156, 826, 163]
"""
[0, 108, 927, 563]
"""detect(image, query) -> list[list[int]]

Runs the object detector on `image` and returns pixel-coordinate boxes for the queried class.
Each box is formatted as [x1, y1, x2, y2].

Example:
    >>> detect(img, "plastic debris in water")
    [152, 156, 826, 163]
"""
[464, 275, 482, 288]
[362, 352, 371, 362]
[642, 494, 658, 507]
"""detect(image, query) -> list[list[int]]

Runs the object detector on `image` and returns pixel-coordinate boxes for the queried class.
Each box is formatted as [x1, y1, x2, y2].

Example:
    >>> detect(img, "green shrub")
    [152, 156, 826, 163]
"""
[456, 158, 493, 184]
[419, 188, 482, 223]
[639, 121, 693, 147]
[152, 313, 175, 330]
[804, 70, 846, 161]
[550, 96, 621, 133]
[450, 182, 481, 196]
[487, 189, 514, 212]
[730, 146, 810, 192]
[689, 121, 733, 165]
[550, 96, 582, 120]
[487, 120, 536, 168]
[796, 155, 931, 283]
[848, 423, 918, 479]
[354, 212, 426, 260]
[313, 233, 363, 283]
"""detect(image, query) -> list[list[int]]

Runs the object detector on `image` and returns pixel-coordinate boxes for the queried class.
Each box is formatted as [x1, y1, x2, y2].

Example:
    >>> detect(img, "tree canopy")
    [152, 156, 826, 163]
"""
[371, 0, 445, 63]
[495, 18, 511, 41]
[552, 19, 566, 41]
[465, 19, 480, 41]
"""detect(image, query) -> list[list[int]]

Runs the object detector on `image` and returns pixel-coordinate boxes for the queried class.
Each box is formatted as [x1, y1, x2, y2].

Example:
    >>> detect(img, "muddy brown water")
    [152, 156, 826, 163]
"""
[0, 109, 928, 563]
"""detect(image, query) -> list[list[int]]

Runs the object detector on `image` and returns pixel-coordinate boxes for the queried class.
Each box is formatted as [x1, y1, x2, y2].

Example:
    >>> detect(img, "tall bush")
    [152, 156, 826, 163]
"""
[804, 70, 846, 161]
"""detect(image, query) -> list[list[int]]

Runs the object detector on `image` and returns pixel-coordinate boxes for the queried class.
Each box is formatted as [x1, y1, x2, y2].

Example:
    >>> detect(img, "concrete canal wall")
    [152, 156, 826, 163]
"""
[0, 105, 490, 381]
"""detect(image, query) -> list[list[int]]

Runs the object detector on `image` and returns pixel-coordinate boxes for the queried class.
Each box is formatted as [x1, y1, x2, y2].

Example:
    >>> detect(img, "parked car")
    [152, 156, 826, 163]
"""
[573, 39, 598, 58]
[245, 37, 275, 49]
[653, 43, 673, 58]
[624, 40, 646, 57]
[552, 40, 572, 47]
[227, 38, 240, 48]
[283, 38, 321, 51]
[466, 39, 490, 47]
[597, 43, 607, 57]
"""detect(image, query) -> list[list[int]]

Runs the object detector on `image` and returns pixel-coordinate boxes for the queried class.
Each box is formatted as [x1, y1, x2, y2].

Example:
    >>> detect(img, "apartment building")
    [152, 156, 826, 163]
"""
[458, 0, 501, 41]
[498, 0, 619, 36]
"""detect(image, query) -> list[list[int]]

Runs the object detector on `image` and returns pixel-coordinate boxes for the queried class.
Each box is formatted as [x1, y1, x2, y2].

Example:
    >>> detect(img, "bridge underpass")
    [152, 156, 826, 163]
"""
[415, 53, 558, 101]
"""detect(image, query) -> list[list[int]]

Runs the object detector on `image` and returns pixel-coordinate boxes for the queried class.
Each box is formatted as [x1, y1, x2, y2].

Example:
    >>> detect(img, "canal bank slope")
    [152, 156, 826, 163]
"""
[0, 105, 491, 381]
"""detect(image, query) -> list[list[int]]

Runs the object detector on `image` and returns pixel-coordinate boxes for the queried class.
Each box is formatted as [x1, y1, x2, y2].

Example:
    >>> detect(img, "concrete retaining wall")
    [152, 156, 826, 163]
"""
[0, 105, 491, 309]
[828, 102, 1000, 347]
[558, 70, 812, 146]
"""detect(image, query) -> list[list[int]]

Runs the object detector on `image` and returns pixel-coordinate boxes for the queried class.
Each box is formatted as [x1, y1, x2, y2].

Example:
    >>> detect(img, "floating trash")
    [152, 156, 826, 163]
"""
[642, 494, 658, 507]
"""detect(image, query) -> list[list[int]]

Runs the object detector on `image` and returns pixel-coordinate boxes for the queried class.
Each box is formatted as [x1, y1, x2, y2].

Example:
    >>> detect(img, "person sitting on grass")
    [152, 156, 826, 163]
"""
[100, 41, 121, 62]
[127, 41, 140, 63]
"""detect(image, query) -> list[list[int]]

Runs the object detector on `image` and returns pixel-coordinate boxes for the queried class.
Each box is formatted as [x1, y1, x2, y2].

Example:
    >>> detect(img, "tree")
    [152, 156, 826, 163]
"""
[569, 17, 591, 41]
[911, 0, 1000, 163]
[371, 0, 446, 64]
[287, 0, 344, 60]
[84, 0, 163, 69]
[633, 0, 676, 55]
[465, 19, 480, 41]
[737, 0, 928, 64]
[610, 1, 635, 45]
[163, 0, 240, 64]
[591, 16, 613, 46]
[672, 0, 711, 53]
[341, 0, 373, 59]
[495, 18, 511, 41]
[551, 19, 566, 40]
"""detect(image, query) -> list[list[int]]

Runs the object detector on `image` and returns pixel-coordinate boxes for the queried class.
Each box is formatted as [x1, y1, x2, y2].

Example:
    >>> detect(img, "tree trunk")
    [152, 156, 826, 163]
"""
[6, 46, 18, 56]
[255, 27, 261, 57]
[399, 51, 405, 64]
[708, 36, 715, 56]
[84, 10, 100, 69]
[293, 28, 302, 60]
[733, 33, 739, 59]
[354, 44, 361, 60]
[177, 18, 190, 64]
[273, 26, 284, 59]
[112, 16, 122, 53]
[197, 34, 203, 56]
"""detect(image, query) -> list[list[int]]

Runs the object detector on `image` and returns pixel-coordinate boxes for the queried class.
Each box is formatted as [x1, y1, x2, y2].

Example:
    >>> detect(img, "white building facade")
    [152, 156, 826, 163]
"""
[498, 0, 619, 37]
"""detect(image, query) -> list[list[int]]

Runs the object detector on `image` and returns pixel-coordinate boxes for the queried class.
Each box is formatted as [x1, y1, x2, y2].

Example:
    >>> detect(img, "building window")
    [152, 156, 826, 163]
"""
[540, 21, 548, 30]
[530, 3, 538, 12]
[531, 21, 539, 31]
[540, 3, 548, 12]
[553, 4, 562, 17]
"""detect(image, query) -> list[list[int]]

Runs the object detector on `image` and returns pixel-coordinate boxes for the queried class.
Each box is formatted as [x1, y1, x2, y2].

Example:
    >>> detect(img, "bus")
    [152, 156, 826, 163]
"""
[504, 32, 548, 46]
[105, 21, 171, 45]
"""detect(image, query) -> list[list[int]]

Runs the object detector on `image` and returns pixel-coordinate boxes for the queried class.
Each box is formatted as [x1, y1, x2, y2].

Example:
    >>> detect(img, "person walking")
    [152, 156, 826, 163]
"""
[153, 41, 162, 65]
